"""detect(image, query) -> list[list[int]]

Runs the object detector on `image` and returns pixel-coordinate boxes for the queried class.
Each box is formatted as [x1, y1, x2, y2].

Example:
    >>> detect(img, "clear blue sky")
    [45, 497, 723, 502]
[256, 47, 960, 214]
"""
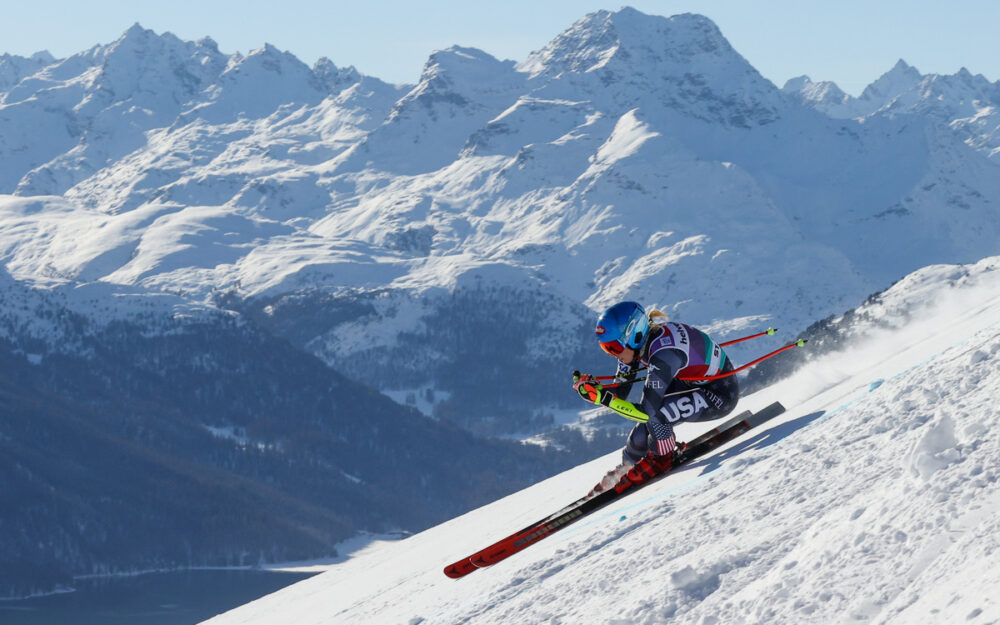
[2, 1, 997, 96]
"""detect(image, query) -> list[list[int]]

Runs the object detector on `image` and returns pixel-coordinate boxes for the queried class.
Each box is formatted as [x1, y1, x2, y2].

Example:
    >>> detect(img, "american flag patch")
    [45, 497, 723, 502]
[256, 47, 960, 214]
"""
[655, 436, 677, 456]
[649, 420, 676, 456]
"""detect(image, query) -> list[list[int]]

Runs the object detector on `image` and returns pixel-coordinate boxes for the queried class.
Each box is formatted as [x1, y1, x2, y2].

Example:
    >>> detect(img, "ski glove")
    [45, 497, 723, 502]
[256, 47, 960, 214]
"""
[573, 372, 605, 405]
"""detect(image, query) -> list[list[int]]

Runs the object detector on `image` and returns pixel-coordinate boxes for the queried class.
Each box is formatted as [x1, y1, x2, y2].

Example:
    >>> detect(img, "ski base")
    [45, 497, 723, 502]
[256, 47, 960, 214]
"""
[443, 401, 785, 579]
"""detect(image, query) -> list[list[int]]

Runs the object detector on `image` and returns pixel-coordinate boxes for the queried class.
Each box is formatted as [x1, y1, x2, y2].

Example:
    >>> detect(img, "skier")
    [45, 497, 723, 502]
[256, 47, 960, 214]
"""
[574, 301, 740, 494]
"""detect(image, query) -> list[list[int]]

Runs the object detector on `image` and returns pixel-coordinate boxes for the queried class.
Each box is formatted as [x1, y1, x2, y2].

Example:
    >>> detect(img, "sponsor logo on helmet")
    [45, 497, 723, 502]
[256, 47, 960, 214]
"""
[595, 325, 606, 335]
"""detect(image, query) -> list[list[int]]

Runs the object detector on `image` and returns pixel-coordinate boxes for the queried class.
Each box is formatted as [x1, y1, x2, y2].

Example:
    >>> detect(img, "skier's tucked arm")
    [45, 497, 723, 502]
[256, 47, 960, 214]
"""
[638, 349, 683, 414]
[597, 349, 685, 411]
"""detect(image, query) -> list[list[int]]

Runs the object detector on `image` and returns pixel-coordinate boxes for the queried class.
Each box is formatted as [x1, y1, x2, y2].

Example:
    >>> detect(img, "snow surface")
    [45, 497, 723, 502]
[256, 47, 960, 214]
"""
[200, 261, 1000, 624]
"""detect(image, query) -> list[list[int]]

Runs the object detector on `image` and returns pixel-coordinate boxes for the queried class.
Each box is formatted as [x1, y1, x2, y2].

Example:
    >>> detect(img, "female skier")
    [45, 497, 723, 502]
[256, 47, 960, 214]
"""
[574, 301, 740, 493]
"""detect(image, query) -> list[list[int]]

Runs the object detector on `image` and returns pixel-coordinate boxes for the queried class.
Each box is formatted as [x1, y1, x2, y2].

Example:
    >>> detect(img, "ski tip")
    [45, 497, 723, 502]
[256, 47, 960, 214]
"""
[767, 400, 786, 413]
[757, 401, 786, 419]
[444, 554, 491, 579]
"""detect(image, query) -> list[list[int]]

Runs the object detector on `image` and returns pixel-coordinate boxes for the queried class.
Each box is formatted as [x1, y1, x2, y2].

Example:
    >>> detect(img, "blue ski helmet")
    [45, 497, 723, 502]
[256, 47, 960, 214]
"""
[595, 301, 649, 356]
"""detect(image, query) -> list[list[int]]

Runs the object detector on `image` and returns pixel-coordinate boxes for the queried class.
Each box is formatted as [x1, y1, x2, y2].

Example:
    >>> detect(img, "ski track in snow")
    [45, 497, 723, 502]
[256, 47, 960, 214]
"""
[199, 278, 1000, 624]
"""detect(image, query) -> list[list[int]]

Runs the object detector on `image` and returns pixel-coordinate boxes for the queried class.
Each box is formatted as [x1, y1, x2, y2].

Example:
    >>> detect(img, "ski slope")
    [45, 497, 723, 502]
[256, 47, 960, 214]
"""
[202, 264, 1000, 625]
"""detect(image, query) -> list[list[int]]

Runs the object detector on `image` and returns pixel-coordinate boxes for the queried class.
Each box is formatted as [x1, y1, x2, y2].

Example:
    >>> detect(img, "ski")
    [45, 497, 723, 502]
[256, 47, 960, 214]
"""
[443, 401, 785, 579]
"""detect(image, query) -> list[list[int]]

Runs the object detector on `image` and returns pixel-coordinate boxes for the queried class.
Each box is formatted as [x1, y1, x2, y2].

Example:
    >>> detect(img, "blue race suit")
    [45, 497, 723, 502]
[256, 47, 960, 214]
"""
[613, 322, 739, 465]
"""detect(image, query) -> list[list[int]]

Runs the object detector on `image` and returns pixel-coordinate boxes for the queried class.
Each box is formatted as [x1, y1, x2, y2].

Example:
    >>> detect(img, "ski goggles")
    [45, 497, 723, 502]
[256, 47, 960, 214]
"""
[599, 339, 626, 356]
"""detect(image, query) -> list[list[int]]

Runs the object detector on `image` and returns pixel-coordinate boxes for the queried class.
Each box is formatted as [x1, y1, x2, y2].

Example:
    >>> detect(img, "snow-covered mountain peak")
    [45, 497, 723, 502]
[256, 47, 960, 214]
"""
[787, 60, 927, 120]
[0, 24, 236, 195]
[918, 68, 997, 104]
[781, 75, 848, 103]
[184, 42, 334, 124]
[90, 23, 223, 83]
[108, 22, 160, 51]
[784, 60, 1000, 158]
[0, 50, 56, 66]
[0, 51, 57, 91]
[851, 62, 1000, 156]
[228, 42, 314, 79]
[197, 36, 221, 53]
[517, 9, 620, 76]
[781, 75, 859, 117]
[5, 23, 225, 110]
[520, 9, 730, 78]
[337, 45, 524, 174]
[89, 24, 226, 104]
[425, 46, 509, 71]
[781, 75, 810, 92]
[859, 59, 923, 105]
[521, 9, 781, 127]
[220, 41, 327, 94]
[313, 57, 362, 92]
[412, 45, 520, 101]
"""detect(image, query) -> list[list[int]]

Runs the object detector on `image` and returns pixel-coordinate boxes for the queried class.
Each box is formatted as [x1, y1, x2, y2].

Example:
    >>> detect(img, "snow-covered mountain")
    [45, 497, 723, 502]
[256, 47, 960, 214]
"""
[0, 51, 56, 91]
[3, 6, 1000, 600]
[783, 59, 1000, 159]
[201, 255, 1000, 625]
[2, 9, 999, 433]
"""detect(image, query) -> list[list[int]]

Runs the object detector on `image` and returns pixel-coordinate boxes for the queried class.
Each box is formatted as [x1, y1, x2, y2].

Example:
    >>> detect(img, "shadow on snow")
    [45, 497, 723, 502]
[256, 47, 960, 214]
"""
[694, 410, 827, 475]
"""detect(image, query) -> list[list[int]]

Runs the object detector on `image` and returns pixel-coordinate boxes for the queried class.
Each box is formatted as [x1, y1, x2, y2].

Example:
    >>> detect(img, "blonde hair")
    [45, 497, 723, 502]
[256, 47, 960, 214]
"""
[647, 307, 669, 331]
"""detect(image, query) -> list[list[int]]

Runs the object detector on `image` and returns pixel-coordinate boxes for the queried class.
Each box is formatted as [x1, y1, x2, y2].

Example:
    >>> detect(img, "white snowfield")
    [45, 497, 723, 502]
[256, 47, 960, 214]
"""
[202, 263, 1000, 624]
